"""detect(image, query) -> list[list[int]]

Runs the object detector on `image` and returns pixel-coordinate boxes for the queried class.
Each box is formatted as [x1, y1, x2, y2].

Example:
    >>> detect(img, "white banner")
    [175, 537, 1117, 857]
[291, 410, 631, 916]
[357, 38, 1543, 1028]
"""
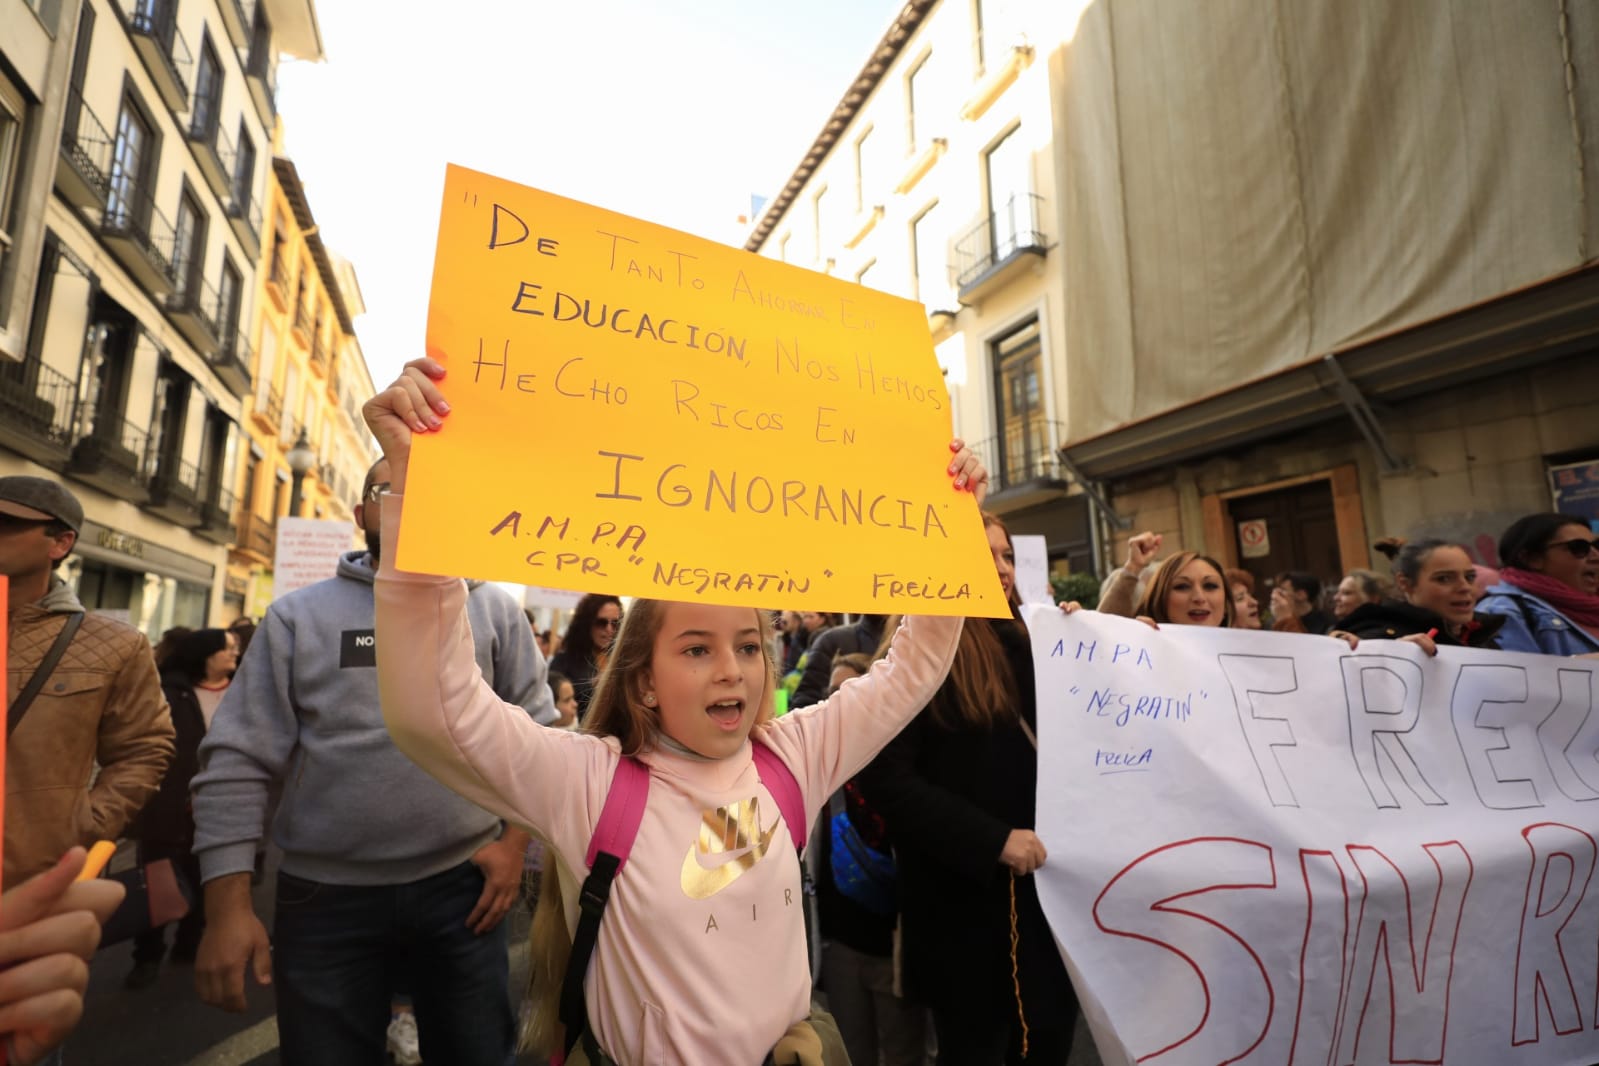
[1024, 606, 1599, 1066]
[1012, 534, 1053, 605]
[273, 518, 354, 600]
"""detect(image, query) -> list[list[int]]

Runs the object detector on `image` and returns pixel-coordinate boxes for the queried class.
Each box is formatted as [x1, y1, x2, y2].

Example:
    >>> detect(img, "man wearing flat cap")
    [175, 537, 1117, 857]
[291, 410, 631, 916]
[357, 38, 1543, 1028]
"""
[2, 475, 173, 886]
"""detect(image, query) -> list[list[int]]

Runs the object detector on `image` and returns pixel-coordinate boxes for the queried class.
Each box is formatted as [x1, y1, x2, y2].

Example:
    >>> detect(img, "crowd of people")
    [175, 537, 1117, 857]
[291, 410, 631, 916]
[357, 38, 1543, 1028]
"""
[2, 351, 1597, 1066]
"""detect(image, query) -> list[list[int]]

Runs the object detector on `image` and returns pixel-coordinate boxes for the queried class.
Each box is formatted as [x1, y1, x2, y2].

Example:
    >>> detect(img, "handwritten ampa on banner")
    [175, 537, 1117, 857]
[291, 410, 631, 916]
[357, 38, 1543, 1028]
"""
[1023, 607, 1599, 1066]
[398, 165, 1005, 617]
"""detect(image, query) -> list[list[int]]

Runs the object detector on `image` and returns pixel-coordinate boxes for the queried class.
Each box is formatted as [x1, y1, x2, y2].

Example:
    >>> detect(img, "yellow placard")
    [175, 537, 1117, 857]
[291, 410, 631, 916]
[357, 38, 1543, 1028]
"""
[400, 164, 1007, 618]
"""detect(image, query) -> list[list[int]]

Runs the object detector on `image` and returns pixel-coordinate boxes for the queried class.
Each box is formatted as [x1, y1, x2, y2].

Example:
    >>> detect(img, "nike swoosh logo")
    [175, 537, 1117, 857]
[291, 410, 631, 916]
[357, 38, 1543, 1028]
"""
[680, 797, 778, 900]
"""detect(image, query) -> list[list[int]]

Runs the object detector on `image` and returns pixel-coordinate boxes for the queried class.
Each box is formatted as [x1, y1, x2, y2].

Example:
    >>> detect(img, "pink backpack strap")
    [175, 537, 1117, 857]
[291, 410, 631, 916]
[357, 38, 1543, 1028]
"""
[584, 755, 650, 873]
[752, 740, 807, 850]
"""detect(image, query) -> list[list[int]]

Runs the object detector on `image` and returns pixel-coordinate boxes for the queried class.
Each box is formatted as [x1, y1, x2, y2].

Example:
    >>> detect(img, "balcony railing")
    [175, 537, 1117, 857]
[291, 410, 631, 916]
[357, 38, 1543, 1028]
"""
[199, 481, 237, 544]
[57, 87, 114, 210]
[217, 0, 255, 49]
[69, 407, 155, 502]
[187, 111, 237, 201]
[972, 419, 1067, 497]
[149, 454, 205, 525]
[127, 0, 193, 113]
[166, 271, 223, 354]
[953, 193, 1048, 296]
[310, 332, 328, 373]
[244, 19, 277, 123]
[211, 331, 253, 398]
[252, 384, 282, 431]
[0, 359, 78, 468]
[235, 508, 276, 559]
[292, 301, 313, 344]
[226, 188, 263, 255]
[101, 184, 179, 295]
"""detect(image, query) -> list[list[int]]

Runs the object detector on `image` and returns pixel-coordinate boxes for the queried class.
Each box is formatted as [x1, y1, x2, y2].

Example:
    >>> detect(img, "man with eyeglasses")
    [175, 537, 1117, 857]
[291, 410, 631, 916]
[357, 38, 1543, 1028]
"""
[1, 476, 174, 890]
[191, 459, 557, 1066]
[1477, 511, 1599, 657]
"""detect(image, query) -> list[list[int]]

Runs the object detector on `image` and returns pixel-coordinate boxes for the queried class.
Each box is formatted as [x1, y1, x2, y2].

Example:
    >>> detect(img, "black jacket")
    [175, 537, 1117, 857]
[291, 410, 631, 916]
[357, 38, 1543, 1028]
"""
[1338, 600, 1505, 649]
[858, 617, 1074, 1020]
[131, 671, 208, 846]
[791, 615, 885, 710]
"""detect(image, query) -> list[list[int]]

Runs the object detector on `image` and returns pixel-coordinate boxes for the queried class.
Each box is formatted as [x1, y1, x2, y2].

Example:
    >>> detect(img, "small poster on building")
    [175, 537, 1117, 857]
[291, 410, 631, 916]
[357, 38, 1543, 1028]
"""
[274, 518, 355, 600]
[1011, 534, 1053, 605]
[1237, 518, 1271, 558]
[1550, 458, 1599, 532]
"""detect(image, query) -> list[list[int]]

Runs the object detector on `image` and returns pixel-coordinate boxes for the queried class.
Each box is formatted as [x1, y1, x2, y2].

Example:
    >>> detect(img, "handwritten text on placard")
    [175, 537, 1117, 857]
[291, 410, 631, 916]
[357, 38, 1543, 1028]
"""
[1025, 607, 1599, 1066]
[399, 165, 1005, 616]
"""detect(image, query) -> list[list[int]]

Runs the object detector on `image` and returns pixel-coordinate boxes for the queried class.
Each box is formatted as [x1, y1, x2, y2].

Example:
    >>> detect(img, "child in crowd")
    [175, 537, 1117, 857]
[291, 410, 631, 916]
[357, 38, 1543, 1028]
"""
[362, 357, 985, 1064]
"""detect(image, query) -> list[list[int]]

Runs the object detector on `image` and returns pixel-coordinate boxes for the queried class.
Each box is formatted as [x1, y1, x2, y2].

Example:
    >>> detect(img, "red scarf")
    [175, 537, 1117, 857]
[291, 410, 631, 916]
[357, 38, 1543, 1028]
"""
[1501, 567, 1599, 639]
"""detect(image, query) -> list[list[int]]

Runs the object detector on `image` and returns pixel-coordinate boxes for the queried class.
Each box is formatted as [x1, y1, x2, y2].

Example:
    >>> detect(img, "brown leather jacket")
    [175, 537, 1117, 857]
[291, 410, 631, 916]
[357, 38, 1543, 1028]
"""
[5, 580, 174, 882]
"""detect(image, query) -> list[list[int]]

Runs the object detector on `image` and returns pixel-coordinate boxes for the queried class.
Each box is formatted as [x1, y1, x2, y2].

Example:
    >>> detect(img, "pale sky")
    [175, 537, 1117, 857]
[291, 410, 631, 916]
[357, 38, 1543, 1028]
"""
[275, 1, 904, 387]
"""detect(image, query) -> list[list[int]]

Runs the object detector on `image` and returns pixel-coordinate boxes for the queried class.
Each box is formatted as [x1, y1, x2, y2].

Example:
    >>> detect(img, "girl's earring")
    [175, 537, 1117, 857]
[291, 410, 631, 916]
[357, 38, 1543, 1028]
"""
[643, 693, 656, 706]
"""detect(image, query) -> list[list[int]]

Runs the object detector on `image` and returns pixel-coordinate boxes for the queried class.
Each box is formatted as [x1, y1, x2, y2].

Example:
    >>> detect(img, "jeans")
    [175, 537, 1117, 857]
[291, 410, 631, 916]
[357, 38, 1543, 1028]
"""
[272, 861, 514, 1066]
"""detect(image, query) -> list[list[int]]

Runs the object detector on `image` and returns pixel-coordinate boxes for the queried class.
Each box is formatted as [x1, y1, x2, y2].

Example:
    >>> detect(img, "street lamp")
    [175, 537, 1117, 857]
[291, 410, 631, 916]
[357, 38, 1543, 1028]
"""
[285, 429, 316, 517]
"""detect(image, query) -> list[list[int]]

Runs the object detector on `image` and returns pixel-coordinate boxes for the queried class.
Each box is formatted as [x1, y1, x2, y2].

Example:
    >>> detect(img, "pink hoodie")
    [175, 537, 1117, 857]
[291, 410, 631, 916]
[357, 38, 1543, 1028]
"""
[374, 495, 963, 1064]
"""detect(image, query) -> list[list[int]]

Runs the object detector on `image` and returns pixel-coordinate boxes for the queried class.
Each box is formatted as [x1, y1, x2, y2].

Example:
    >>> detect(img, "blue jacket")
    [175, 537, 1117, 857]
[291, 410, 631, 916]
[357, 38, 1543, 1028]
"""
[1475, 583, 1599, 656]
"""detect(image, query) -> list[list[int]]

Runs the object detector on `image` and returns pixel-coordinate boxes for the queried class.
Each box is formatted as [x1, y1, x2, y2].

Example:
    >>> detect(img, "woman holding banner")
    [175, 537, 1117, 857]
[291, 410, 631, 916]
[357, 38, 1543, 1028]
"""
[1476, 513, 1599, 656]
[1336, 539, 1505, 652]
[859, 512, 1077, 1066]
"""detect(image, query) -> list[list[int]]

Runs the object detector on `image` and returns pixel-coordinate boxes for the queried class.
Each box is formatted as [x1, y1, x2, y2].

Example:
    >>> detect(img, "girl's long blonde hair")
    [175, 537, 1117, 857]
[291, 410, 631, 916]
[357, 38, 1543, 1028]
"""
[521, 598, 779, 1056]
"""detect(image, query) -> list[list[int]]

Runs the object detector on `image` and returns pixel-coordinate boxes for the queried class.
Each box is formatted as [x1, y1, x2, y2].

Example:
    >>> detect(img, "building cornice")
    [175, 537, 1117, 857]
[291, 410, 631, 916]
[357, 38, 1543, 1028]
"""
[744, 0, 938, 253]
[272, 155, 355, 335]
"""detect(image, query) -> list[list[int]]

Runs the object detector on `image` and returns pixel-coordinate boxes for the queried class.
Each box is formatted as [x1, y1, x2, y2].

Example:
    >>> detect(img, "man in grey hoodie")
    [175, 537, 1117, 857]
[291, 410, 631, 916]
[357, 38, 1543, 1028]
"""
[191, 459, 555, 1065]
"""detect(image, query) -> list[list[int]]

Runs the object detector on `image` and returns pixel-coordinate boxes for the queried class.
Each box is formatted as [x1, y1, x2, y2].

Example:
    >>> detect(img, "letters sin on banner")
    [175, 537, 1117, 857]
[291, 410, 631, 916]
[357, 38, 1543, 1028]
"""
[400, 165, 1006, 618]
[1023, 606, 1599, 1066]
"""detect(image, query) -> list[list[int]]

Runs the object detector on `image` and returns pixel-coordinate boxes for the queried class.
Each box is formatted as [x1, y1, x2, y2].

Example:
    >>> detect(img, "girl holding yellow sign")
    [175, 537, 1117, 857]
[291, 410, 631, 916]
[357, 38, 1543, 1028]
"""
[363, 357, 986, 1065]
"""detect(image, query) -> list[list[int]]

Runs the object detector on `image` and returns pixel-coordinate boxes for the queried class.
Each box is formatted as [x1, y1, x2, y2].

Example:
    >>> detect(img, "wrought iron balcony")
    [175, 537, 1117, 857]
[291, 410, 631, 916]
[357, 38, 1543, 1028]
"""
[0, 359, 78, 469]
[187, 112, 237, 202]
[217, 0, 255, 50]
[68, 408, 154, 503]
[235, 508, 276, 560]
[166, 271, 223, 354]
[148, 454, 205, 526]
[309, 331, 328, 373]
[210, 331, 253, 399]
[57, 88, 114, 211]
[953, 193, 1048, 302]
[227, 188, 262, 257]
[265, 249, 290, 310]
[971, 419, 1068, 504]
[251, 383, 282, 433]
[101, 184, 178, 296]
[292, 301, 313, 346]
[126, 0, 193, 113]
[198, 481, 237, 545]
[244, 15, 277, 124]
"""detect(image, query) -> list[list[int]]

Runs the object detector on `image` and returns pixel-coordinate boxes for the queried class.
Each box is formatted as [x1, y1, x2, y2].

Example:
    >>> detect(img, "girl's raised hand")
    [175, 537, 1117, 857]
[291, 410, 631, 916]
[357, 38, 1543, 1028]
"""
[947, 439, 991, 505]
[362, 357, 450, 493]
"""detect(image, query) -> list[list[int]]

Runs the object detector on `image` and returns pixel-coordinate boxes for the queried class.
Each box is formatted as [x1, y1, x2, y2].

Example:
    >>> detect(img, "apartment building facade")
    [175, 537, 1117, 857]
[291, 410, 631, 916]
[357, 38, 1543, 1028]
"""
[1052, 0, 1599, 588]
[0, 0, 320, 636]
[746, 0, 1097, 577]
[225, 147, 375, 620]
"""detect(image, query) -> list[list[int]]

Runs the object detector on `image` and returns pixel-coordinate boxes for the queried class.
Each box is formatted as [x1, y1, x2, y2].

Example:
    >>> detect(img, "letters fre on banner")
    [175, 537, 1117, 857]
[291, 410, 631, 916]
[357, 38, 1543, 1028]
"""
[401, 165, 1005, 618]
[1023, 607, 1599, 1066]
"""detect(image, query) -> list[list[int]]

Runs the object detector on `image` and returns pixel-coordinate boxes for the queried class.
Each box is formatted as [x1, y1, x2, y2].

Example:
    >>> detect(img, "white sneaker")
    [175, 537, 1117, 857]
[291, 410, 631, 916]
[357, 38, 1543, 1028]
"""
[387, 1011, 422, 1065]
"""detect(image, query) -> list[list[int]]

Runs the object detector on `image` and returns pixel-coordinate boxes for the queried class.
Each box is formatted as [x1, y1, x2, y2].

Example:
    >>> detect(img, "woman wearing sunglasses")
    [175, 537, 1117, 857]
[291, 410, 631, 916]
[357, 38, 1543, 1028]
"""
[1476, 513, 1599, 656]
[548, 593, 623, 719]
